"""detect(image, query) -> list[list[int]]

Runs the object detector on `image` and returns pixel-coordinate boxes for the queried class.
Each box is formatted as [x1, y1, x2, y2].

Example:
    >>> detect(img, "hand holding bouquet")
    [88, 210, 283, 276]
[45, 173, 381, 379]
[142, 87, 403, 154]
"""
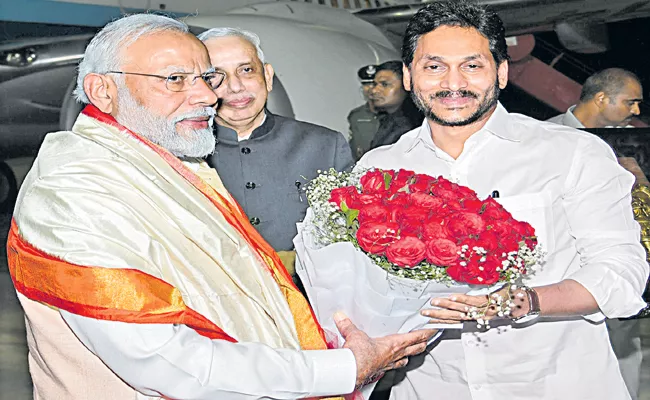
[294, 168, 544, 336]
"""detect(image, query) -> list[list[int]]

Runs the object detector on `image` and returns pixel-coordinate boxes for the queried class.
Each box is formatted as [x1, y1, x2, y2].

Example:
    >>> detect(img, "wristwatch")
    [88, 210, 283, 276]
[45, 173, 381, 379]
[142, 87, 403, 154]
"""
[511, 286, 541, 324]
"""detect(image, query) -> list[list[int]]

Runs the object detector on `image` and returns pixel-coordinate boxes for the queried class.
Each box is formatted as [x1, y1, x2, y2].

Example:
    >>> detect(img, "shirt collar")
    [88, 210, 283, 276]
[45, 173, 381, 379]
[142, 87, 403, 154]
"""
[214, 110, 274, 144]
[561, 105, 586, 129]
[404, 102, 519, 154]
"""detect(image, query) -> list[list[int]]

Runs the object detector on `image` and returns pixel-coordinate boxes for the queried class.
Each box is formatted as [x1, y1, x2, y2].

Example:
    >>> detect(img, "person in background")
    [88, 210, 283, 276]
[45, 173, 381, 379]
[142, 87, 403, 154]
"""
[547, 67, 645, 400]
[547, 68, 642, 129]
[348, 64, 380, 160]
[367, 60, 423, 150]
[7, 14, 434, 399]
[199, 27, 353, 275]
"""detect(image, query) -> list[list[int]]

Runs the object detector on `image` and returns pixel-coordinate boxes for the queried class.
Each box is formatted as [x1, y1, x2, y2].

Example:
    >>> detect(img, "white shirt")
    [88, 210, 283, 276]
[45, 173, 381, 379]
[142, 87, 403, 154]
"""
[547, 105, 635, 129]
[357, 103, 648, 400]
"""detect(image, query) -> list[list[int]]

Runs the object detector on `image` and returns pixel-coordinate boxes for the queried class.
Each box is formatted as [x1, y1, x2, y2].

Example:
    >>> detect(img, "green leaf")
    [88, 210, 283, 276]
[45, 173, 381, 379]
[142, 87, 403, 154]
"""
[346, 209, 360, 227]
[340, 201, 359, 228]
[383, 172, 392, 190]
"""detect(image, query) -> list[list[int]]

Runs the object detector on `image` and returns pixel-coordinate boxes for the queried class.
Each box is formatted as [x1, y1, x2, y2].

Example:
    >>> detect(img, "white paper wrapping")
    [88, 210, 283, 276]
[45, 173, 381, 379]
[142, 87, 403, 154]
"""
[294, 209, 501, 398]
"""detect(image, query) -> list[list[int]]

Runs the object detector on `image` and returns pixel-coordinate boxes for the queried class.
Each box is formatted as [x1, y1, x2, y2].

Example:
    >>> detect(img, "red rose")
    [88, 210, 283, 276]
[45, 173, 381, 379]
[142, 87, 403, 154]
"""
[500, 233, 521, 253]
[356, 222, 400, 255]
[445, 211, 486, 237]
[513, 221, 536, 238]
[447, 254, 501, 285]
[467, 255, 501, 285]
[384, 192, 411, 207]
[396, 207, 431, 237]
[482, 198, 512, 221]
[487, 219, 515, 238]
[398, 218, 423, 237]
[431, 186, 458, 202]
[475, 231, 500, 252]
[356, 193, 382, 207]
[358, 203, 389, 224]
[525, 237, 538, 250]
[421, 219, 449, 240]
[446, 264, 464, 282]
[386, 236, 427, 268]
[360, 170, 389, 194]
[389, 169, 415, 193]
[425, 238, 459, 266]
[329, 186, 359, 209]
[410, 174, 436, 193]
[384, 193, 412, 221]
[455, 184, 479, 201]
[410, 192, 444, 209]
[462, 198, 484, 213]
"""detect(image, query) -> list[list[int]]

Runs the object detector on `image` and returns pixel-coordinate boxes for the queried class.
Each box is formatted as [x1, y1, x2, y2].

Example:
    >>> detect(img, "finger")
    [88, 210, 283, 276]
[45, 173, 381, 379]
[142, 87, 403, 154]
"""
[389, 328, 437, 348]
[401, 342, 427, 358]
[430, 298, 474, 313]
[421, 308, 471, 321]
[446, 294, 490, 307]
[426, 318, 467, 325]
[333, 311, 357, 339]
[384, 358, 409, 371]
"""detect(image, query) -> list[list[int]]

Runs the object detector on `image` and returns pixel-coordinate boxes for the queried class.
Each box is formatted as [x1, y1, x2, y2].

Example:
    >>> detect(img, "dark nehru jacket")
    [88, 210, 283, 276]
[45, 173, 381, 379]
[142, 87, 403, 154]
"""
[207, 111, 354, 251]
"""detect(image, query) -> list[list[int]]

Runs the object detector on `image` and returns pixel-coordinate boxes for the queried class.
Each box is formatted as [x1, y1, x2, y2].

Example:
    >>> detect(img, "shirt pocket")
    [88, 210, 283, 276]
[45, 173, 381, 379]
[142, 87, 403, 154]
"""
[495, 191, 555, 254]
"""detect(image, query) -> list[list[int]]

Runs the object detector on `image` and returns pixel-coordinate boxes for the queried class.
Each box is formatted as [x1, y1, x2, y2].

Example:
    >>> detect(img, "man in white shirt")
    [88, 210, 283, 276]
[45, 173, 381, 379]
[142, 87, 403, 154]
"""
[356, 2, 649, 399]
[547, 68, 646, 400]
[547, 68, 643, 129]
[8, 14, 434, 400]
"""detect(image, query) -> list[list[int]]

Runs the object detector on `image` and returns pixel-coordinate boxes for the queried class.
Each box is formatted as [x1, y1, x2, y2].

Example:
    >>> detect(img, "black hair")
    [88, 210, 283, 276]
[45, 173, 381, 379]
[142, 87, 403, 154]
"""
[402, 1, 509, 68]
[375, 60, 404, 80]
[580, 68, 642, 101]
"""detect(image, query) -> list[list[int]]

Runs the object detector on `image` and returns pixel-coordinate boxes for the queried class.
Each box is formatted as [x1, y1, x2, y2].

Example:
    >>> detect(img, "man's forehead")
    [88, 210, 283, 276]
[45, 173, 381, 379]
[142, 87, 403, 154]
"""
[414, 26, 492, 61]
[124, 31, 210, 72]
[375, 70, 398, 80]
[205, 36, 259, 62]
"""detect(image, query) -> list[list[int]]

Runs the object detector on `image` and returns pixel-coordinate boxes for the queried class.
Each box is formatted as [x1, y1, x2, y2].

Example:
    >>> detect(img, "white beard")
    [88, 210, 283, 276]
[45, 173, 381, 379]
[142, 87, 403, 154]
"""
[115, 85, 216, 158]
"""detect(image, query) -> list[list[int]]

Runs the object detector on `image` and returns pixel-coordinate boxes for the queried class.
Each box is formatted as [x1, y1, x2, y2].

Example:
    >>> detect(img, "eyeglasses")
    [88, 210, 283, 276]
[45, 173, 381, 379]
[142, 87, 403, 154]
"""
[105, 70, 226, 92]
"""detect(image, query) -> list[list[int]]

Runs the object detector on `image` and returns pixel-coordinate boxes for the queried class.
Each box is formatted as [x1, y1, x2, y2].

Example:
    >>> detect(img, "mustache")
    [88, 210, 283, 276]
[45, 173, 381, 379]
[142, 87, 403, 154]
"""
[432, 90, 479, 99]
[172, 107, 216, 124]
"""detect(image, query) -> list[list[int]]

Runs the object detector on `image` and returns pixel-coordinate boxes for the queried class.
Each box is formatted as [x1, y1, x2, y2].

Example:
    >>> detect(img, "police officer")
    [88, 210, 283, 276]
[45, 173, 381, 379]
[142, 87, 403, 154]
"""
[348, 65, 380, 160]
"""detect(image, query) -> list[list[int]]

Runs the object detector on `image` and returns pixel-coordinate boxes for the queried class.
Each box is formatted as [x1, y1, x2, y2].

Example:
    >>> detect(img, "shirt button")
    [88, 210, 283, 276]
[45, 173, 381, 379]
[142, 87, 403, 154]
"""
[241, 147, 251, 154]
[245, 182, 256, 189]
[250, 217, 260, 226]
[473, 384, 482, 391]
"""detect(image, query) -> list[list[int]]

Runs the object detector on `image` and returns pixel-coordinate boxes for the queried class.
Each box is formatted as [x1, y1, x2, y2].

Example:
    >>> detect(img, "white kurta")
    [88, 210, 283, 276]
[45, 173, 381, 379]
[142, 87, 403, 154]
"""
[13, 111, 356, 399]
[357, 103, 648, 400]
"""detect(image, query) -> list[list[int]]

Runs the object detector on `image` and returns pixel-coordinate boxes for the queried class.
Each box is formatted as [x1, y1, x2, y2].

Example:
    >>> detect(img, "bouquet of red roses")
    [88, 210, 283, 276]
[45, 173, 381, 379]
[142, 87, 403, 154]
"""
[294, 168, 544, 343]
[325, 168, 540, 286]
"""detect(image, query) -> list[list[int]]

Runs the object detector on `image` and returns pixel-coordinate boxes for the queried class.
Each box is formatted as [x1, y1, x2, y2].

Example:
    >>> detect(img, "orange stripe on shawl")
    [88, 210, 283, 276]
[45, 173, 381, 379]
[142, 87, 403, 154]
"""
[7, 220, 236, 342]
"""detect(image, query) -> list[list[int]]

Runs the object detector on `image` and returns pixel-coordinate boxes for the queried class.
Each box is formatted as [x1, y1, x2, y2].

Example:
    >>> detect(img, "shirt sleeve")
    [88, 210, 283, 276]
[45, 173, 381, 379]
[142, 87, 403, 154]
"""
[563, 136, 649, 319]
[334, 131, 355, 172]
[60, 311, 356, 399]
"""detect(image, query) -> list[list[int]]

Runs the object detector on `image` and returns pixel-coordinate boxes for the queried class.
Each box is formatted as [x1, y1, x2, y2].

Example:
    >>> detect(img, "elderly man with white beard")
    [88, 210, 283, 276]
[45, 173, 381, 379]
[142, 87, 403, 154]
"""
[7, 14, 435, 400]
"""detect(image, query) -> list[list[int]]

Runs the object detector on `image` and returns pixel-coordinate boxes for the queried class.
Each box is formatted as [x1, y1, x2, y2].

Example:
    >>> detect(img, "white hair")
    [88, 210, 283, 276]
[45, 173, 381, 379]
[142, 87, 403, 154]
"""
[197, 27, 266, 64]
[74, 14, 189, 104]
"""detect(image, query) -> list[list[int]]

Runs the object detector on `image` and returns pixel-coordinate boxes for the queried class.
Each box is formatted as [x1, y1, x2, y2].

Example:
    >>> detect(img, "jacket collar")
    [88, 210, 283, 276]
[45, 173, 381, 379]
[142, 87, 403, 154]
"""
[214, 110, 275, 144]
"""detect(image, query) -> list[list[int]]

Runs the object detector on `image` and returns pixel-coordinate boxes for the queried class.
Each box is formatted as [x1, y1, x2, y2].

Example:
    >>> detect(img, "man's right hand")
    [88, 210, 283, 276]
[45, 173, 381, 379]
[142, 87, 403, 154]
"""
[334, 312, 437, 389]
